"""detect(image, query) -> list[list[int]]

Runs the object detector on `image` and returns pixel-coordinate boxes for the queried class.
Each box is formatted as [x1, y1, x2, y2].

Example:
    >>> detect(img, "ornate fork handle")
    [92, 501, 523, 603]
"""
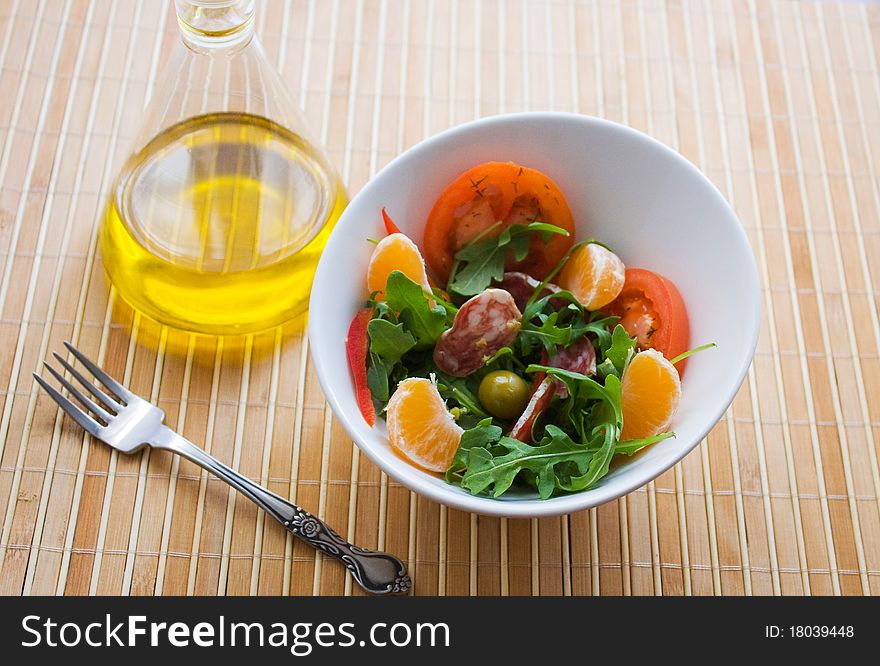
[153, 426, 411, 595]
[284, 509, 411, 594]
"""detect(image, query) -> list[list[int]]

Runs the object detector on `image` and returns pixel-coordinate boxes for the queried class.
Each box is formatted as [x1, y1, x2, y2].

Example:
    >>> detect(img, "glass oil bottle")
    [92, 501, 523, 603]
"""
[100, 0, 345, 335]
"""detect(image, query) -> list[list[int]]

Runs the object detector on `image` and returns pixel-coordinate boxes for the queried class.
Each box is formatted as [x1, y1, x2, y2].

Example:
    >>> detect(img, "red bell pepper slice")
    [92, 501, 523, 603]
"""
[382, 207, 402, 235]
[346, 308, 376, 426]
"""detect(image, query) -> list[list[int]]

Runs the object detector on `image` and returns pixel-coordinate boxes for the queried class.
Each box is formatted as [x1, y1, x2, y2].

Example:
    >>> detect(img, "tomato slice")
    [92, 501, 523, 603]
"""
[422, 162, 575, 283]
[604, 268, 691, 374]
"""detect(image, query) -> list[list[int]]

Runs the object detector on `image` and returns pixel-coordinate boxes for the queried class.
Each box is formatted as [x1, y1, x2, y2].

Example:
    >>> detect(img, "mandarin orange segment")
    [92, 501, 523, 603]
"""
[386, 377, 464, 473]
[367, 233, 432, 298]
[620, 349, 681, 440]
[558, 243, 625, 311]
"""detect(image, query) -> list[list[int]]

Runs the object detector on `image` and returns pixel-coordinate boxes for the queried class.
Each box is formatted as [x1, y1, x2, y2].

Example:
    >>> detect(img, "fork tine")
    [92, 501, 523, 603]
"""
[63, 341, 132, 402]
[52, 352, 121, 412]
[33, 373, 102, 437]
[43, 362, 113, 423]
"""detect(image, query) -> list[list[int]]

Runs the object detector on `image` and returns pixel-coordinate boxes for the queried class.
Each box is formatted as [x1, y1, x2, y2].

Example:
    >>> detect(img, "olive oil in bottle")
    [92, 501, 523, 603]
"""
[100, 1, 343, 335]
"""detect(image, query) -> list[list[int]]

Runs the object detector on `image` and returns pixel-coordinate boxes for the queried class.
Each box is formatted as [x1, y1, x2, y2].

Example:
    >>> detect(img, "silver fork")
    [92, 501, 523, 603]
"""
[35, 341, 411, 595]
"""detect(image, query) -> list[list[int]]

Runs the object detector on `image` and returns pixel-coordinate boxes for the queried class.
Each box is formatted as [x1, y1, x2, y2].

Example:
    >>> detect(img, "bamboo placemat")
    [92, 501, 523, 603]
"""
[0, 0, 878, 596]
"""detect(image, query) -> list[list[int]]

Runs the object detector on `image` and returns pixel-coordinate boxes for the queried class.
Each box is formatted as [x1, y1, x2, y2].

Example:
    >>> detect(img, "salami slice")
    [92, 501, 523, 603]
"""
[433, 289, 522, 377]
[544, 337, 597, 398]
[492, 271, 564, 312]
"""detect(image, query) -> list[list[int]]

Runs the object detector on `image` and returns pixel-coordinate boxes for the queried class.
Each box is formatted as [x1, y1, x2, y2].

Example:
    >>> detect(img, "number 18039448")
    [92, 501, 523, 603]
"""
[765, 626, 854, 639]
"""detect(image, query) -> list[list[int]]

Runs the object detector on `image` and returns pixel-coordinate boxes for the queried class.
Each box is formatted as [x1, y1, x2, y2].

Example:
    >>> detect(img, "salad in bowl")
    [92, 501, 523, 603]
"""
[344, 161, 711, 500]
[309, 112, 759, 517]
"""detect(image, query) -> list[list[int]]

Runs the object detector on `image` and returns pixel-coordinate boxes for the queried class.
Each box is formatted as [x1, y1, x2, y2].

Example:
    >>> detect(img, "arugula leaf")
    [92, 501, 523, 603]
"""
[447, 222, 569, 296]
[525, 364, 623, 450]
[510, 233, 531, 262]
[366, 350, 391, 403]
[580, 312, 618, 354]
[521, 289, 582, 323]
[460, 426, 592, 499]
[364, 282, 443, 406]
[460, 419, 504, 450]
[364, 315, 418, 405]
[367, 319, 416, 362]
[557, 395, 668, 492]
[519, 311, 572, 356]
[368, 299, 399, 324]
[602, 324, 637, 377]
[500, 222, 565, 263]
[557, 424, 615, 492]
[518, 222, 573, 238]
[518, 290, 605, 359]
[526, 372, 623, 494]
[614, 431, 675, 456]
[448, 242, 507, 296]
[592, 373, 623, 429]
[670, 342, 717, 365]
[446, 418, 503, 483]
[526, 365, 620, 414]
[384, 270, 447, 349]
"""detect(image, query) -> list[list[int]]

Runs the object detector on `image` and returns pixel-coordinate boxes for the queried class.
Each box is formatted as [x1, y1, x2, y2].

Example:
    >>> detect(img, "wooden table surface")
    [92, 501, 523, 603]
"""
[1, 0, 879, 596]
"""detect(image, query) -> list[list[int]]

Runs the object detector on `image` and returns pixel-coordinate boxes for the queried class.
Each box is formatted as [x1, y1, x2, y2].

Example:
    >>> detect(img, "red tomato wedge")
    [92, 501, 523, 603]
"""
[604, 268, 691, 374]
[422, 162, 575, 283]
[346, 308, 376, 426]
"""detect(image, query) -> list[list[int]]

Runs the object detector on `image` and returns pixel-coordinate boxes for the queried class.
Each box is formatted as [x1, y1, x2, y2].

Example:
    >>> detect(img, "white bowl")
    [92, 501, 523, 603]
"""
[309, 112, 760, 518]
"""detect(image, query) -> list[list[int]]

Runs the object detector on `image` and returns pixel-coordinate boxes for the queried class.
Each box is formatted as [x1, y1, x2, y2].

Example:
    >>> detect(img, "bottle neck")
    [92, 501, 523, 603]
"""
[175, 0, 256, 51]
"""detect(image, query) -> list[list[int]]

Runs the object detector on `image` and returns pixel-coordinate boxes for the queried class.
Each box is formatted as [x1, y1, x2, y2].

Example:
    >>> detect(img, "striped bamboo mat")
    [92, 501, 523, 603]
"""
[0, 0, 878, 596]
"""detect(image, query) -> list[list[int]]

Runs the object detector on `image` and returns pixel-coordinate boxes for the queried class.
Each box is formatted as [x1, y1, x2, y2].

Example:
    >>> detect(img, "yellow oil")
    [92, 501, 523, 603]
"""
[100, 112, 345, 335]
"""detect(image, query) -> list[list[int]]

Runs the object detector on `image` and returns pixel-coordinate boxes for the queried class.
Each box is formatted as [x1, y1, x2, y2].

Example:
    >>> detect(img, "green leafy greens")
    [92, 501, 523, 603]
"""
[365, 271, 447, 404]
[384, 271, 447, 349]
[446, 419, 673, 499]
[447, 222, 570, 296]
[359, 232, 691, 501]
[443, 295, 664, 499]
[443, 243, 674, 499]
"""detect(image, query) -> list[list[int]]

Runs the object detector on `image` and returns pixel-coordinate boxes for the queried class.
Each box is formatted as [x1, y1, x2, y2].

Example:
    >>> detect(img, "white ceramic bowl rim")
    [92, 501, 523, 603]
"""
[309, 111, 761, 518]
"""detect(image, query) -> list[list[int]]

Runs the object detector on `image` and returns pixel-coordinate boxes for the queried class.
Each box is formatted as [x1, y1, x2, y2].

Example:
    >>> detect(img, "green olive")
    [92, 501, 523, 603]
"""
[478, 370, 530, 420]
